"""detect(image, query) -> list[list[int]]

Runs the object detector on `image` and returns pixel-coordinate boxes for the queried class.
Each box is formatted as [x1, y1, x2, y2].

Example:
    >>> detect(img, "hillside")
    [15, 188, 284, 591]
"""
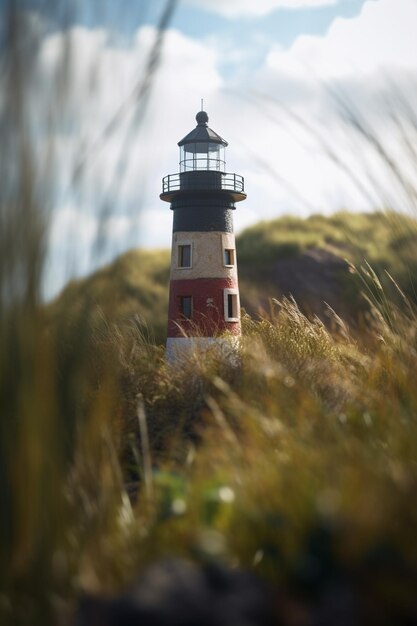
[238, 210, 417, 322]
[46, 248, 171, 344]
[9, 210, 417, 624]
[46, 211, 417, 343]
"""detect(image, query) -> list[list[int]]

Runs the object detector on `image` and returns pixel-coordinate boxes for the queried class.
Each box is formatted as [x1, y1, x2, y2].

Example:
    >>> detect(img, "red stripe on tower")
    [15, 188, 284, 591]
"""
[160, 110, 246, 360]
[167, 277, 241, 338]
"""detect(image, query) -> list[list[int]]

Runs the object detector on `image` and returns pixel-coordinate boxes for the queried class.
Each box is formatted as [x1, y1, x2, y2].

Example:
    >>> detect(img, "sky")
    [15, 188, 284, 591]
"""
[8, 0, 417, 297]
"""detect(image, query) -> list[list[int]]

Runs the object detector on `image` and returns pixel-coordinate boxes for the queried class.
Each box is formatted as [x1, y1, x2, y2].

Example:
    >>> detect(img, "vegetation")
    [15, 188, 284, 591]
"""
[238, 210, 417, 318]
[3, 264, 417, 624]
[47, 248, 171, 344]
[47, 210, 417, 343]
[238, 210, 417, 268]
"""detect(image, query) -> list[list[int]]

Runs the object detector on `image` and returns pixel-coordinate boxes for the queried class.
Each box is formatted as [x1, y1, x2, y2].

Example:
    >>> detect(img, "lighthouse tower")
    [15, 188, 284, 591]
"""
[161, 110, 246, 359]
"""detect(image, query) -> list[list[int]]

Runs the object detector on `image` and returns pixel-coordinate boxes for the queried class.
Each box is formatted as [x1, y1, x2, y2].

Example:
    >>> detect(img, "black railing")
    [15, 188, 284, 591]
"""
[162, 171, 244, 195]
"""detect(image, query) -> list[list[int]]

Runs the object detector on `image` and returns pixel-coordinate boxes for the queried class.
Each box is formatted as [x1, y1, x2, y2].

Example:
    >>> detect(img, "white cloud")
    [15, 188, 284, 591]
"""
[185, 0, 337, 18]
[246, 0, 417, 212]
[265, 0, 417, 79]
[36, 22, 224, 295]
[138, 207, 173, 248]
[45, 206, 98, 298]
[50, 207, 97, 247]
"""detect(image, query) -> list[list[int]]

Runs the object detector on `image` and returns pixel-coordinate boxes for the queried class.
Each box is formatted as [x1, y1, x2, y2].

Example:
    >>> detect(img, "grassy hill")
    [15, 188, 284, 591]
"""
[47, 211, 417, 343]
[5, 210, 417, 623]
[46, 248, 171, 343]
[238, 210, 417, 318]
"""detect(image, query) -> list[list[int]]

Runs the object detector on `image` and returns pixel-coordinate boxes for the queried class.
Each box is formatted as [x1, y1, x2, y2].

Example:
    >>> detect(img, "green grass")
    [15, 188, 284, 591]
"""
[238, 210, 417, 289]
[2, 211, 417, 623]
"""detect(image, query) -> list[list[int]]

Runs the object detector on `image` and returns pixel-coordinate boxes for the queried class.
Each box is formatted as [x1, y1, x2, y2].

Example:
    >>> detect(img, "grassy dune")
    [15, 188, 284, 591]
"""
[47, 249, 171, 344]
[46, 211, 417, 343]
[0, 210, 406, 623]
[4, 262, 417, 624]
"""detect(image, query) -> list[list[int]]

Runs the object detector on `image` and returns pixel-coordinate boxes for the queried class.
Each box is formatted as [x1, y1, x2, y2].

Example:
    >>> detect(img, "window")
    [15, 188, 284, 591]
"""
[180, 296, 192, 319]
[224, 248, 235, 266]
[224, 289, 239, 322]
[178, 244, 191, 268]
[227, 294, 236, 318]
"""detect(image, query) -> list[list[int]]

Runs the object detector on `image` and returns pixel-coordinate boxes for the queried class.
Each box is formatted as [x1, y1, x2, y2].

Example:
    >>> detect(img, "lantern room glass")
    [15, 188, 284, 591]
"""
[179, 142, 226, 172]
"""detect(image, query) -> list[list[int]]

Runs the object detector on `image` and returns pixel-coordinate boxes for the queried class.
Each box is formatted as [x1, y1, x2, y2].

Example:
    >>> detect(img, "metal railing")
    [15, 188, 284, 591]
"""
[162, 171, 245, 195]
[180, 157, 226, 172]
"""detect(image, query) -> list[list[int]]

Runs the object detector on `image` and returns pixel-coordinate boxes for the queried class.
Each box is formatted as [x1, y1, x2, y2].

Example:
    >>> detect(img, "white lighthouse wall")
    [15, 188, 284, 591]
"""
[166, 336, 240, 363]
[170, 231, 238, 281]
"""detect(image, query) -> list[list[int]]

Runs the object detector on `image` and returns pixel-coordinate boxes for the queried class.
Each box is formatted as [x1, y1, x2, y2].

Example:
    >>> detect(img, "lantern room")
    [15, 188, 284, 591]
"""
[178, 111, 227, 172]
[160, 110, 246, 203]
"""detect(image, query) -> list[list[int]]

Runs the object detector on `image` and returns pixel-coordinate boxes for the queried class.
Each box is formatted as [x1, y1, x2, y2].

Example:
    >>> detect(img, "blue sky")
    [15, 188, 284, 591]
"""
[9, 0, 417, 296]
[24, 0, 368, 40]
[172, 0, 368, 79]
[172, 1, 368, 52]
[26, 0, 369, 73]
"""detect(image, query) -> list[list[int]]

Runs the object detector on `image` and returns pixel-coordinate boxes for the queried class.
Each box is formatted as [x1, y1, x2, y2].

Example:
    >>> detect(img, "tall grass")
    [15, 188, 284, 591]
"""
[111, 289, 417, 623]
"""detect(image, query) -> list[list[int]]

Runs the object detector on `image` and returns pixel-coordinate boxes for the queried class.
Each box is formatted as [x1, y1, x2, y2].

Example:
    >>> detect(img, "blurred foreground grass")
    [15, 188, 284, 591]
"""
[2, 258, 417, 624]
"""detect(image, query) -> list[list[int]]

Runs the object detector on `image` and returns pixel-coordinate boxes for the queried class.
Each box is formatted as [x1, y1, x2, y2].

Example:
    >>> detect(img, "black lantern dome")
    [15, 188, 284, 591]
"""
[195, 110, 208, 124]
[178, 111, 228, 173]
[160, 110, 246, 203]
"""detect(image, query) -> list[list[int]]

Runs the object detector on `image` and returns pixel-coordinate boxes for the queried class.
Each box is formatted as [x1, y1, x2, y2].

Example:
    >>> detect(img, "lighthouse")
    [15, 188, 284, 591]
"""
[161, 110, 246, 359]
